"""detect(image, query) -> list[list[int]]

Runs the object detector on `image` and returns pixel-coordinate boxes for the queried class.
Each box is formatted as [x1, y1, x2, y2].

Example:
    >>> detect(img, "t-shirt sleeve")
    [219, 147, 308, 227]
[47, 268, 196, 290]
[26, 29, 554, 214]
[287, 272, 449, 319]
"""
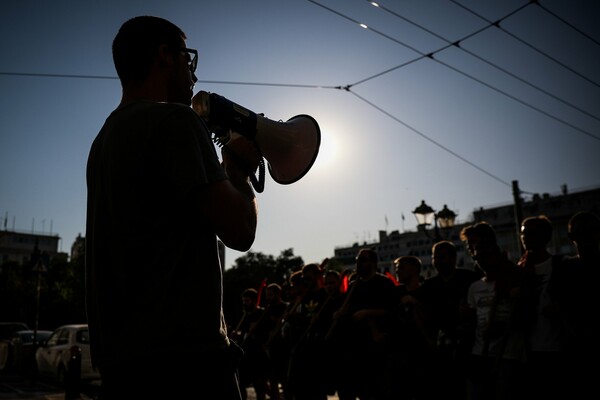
[155, 106, 227, 196]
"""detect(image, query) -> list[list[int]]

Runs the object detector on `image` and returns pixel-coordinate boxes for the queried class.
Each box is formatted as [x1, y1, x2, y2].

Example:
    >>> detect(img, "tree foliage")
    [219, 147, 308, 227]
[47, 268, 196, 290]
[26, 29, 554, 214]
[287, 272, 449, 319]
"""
[222, 248, 304, 330]
[2, 246, 310, 333]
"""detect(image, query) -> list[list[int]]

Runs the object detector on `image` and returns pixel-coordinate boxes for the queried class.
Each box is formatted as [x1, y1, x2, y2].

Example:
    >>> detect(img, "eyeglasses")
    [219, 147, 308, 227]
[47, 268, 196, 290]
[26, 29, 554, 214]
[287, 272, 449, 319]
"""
[179, 47, 198, 73]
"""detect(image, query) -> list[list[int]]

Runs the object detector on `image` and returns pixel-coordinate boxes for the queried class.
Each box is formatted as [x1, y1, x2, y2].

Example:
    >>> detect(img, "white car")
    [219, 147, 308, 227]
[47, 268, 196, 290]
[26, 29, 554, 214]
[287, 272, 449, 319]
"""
[35, 324, 100, 384]
[3, 329, 52, 374]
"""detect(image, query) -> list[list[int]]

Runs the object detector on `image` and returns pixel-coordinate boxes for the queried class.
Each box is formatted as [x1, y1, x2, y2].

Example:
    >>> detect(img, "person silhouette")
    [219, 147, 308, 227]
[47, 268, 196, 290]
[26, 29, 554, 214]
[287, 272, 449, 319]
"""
[286, 262, 329, 400]
[330, 248, 397, 400]
[463, 223, 528, 400]
[85, 16, 261, 400]
[234, 288, 271, 400]
[262, 283, 290, 400]
[549, 211, 600, 398]
[387, 255, 434, 400]
[517, 215, 564, 398]
[420, 240, 480, 400]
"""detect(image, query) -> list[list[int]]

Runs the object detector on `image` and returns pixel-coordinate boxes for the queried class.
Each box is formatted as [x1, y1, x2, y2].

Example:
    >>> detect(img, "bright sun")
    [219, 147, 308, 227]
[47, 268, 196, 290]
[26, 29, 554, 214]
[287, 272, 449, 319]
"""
[315, 129, 338, 170]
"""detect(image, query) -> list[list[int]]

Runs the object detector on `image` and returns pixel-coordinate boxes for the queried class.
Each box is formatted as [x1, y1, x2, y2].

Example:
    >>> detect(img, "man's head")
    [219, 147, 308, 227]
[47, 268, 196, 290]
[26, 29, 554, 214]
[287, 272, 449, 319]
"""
[568, 211, 600, 258]
[266, 283, 282, 303]
[112, 16, 197, 104]
[241, 288, 259, 311]
[301, 263, 323, 290]
[324, 270, 342, 296]
[355, 248, 378, 279]
[394, 256, 421, 285]
[432, 240, 457, 276]
[520, 215, 553, 252]
[472, 243, 503, 276]
[289, 270, 306, 298]
[460, 221, 497, 258]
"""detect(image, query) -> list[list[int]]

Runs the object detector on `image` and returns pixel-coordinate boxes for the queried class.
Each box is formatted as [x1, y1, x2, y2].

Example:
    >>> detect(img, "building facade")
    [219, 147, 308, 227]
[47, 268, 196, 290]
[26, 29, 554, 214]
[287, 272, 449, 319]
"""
[0, 230, 61, 267]
[333, 185, 600, 277]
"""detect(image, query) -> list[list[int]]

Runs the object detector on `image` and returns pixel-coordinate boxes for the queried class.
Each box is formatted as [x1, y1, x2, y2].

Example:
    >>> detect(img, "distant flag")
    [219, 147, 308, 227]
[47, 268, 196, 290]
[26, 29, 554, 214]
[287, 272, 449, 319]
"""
[256, 278, 267, 306]
[341, 274, 349, 293]
[401, 213, 405, 221]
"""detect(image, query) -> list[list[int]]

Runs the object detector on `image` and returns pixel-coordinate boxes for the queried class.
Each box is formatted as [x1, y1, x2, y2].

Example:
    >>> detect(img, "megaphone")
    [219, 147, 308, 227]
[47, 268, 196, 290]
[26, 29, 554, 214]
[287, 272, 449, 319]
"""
[192, 91, 320, 191]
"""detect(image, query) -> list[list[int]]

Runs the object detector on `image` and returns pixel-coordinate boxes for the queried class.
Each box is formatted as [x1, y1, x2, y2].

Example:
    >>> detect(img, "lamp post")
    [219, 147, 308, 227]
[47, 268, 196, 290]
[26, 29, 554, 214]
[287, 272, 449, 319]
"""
[412, 200, 457, 241]
[32, 257, 47, 347]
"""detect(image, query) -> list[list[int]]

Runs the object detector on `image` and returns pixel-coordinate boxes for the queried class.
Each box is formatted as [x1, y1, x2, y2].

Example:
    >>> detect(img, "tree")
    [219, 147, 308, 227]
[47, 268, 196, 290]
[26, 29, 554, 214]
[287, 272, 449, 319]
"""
[222, 249, 305, 331]
[274, 248, 304, 283]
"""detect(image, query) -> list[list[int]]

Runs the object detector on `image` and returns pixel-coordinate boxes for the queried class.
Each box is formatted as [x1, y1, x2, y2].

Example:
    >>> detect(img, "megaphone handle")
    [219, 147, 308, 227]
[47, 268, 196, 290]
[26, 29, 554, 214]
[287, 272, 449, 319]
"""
[250, 158, 265, 193]
[221, 144, 266, 193]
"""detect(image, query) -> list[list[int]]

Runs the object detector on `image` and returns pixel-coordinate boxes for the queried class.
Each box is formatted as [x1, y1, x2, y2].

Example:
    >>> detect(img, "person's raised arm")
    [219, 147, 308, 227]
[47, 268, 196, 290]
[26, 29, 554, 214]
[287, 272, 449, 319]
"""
[197, 136, 260, 251]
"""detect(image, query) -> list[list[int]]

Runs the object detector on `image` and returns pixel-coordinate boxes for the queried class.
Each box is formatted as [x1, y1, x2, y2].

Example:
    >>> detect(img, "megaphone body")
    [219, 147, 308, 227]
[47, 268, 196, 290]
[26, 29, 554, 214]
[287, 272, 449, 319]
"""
[192, 91, 320, 186]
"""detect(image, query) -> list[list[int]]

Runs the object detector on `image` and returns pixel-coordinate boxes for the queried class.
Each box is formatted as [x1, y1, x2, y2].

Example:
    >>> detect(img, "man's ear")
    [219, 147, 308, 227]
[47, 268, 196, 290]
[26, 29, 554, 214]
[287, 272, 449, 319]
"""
[156, 44, 173, 68]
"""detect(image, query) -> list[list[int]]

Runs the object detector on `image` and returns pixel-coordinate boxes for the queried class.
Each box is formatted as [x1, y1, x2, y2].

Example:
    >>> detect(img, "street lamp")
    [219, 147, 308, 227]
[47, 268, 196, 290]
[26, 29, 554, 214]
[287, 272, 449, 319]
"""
[412, 200, 457, 241]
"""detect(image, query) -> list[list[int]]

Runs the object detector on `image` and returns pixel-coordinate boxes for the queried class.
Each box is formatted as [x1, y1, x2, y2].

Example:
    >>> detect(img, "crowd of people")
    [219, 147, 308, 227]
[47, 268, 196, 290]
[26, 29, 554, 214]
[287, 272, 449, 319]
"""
[230, 211, 600, 400]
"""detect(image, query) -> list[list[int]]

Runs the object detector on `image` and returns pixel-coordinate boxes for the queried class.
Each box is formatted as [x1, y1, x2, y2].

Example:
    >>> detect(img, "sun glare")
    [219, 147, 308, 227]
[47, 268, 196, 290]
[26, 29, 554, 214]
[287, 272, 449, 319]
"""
[315, 129, 338, 170]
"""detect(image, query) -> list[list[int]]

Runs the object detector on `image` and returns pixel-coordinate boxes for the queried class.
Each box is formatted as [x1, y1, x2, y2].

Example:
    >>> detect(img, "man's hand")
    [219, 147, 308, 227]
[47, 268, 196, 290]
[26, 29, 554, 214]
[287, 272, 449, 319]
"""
[222, 133, 262, 181]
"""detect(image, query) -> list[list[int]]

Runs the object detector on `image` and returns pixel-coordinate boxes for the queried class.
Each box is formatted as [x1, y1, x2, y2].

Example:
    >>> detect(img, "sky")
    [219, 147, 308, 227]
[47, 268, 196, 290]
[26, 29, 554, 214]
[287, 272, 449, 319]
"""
[1, 0, 599, 270]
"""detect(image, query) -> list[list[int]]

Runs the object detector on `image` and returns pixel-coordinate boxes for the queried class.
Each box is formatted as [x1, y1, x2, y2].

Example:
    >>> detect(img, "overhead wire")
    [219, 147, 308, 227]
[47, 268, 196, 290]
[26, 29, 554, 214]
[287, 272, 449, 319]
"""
[0, 72, 339, 90]
[1, 1, 597, 190]
[534, 0, 600, 46]
[313, 0, 599, 141]
[349, 90, 512, 187]
[302, 2, 523, 188]
[450, 0, 600, 89]
[369, 0, 600, 123]
[0, 72, 118, 80]
[306, 0, 599, 191]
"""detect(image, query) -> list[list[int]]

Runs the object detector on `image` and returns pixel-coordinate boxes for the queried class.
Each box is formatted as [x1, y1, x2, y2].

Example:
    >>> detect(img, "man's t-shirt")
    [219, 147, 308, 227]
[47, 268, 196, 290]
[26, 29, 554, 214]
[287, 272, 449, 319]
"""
[86, 101, 227, 369]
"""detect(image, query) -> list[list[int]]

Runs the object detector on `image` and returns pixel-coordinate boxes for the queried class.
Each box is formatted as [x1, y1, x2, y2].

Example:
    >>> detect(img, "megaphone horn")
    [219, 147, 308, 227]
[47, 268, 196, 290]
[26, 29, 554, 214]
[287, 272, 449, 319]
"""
[192, 91, 321, 186]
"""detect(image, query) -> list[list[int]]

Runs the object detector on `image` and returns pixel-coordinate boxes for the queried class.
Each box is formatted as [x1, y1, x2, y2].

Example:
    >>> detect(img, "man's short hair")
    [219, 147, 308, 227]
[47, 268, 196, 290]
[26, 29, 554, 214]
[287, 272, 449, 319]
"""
[242, 288, 258, 301]
[112, 16, 186, 87]
[432, 240, 457, 263]
[394, 255, 422, 272]
[356, 247, 378, 263]
[301, 263, 322, 276]
[290, 270, 304, 286]
[522, 215, 553, 244]
[569, 211, 600, 242]
[267, 283, 282, 296]
[460, 222, 497, 247]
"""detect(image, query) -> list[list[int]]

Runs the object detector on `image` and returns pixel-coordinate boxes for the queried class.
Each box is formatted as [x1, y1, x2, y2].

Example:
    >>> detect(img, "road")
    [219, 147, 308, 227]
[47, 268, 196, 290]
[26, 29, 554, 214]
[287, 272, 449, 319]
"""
[0, 373, 98, 399]
[1, 373, 340, 400]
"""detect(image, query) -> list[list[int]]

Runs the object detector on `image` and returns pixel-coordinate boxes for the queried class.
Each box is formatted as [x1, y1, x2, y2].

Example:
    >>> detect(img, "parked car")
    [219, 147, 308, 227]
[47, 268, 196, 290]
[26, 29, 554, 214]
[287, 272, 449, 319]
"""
[35, 324, 100, 385]
[0, 322, 30, 340]
[0, 322, 30, 372]
[1, 329, 52, 374]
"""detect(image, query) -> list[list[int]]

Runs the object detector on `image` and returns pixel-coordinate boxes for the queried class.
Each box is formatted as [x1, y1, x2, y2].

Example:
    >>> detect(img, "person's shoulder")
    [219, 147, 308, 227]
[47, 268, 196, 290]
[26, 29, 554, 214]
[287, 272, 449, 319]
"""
[374, 272, 394, 281]
[375, 272, 398, 287]
[157, 101, 202, 121]
[114, 101, 198, 123]
[468, 278, 487, 291]
[555, 254, 588, 276]
[423, 274, 442, 283]
[454, 268, 481, 282]
[420, 275, 443, 291]
[395, 284, 410, 297]
[120, 100, 188, 112]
